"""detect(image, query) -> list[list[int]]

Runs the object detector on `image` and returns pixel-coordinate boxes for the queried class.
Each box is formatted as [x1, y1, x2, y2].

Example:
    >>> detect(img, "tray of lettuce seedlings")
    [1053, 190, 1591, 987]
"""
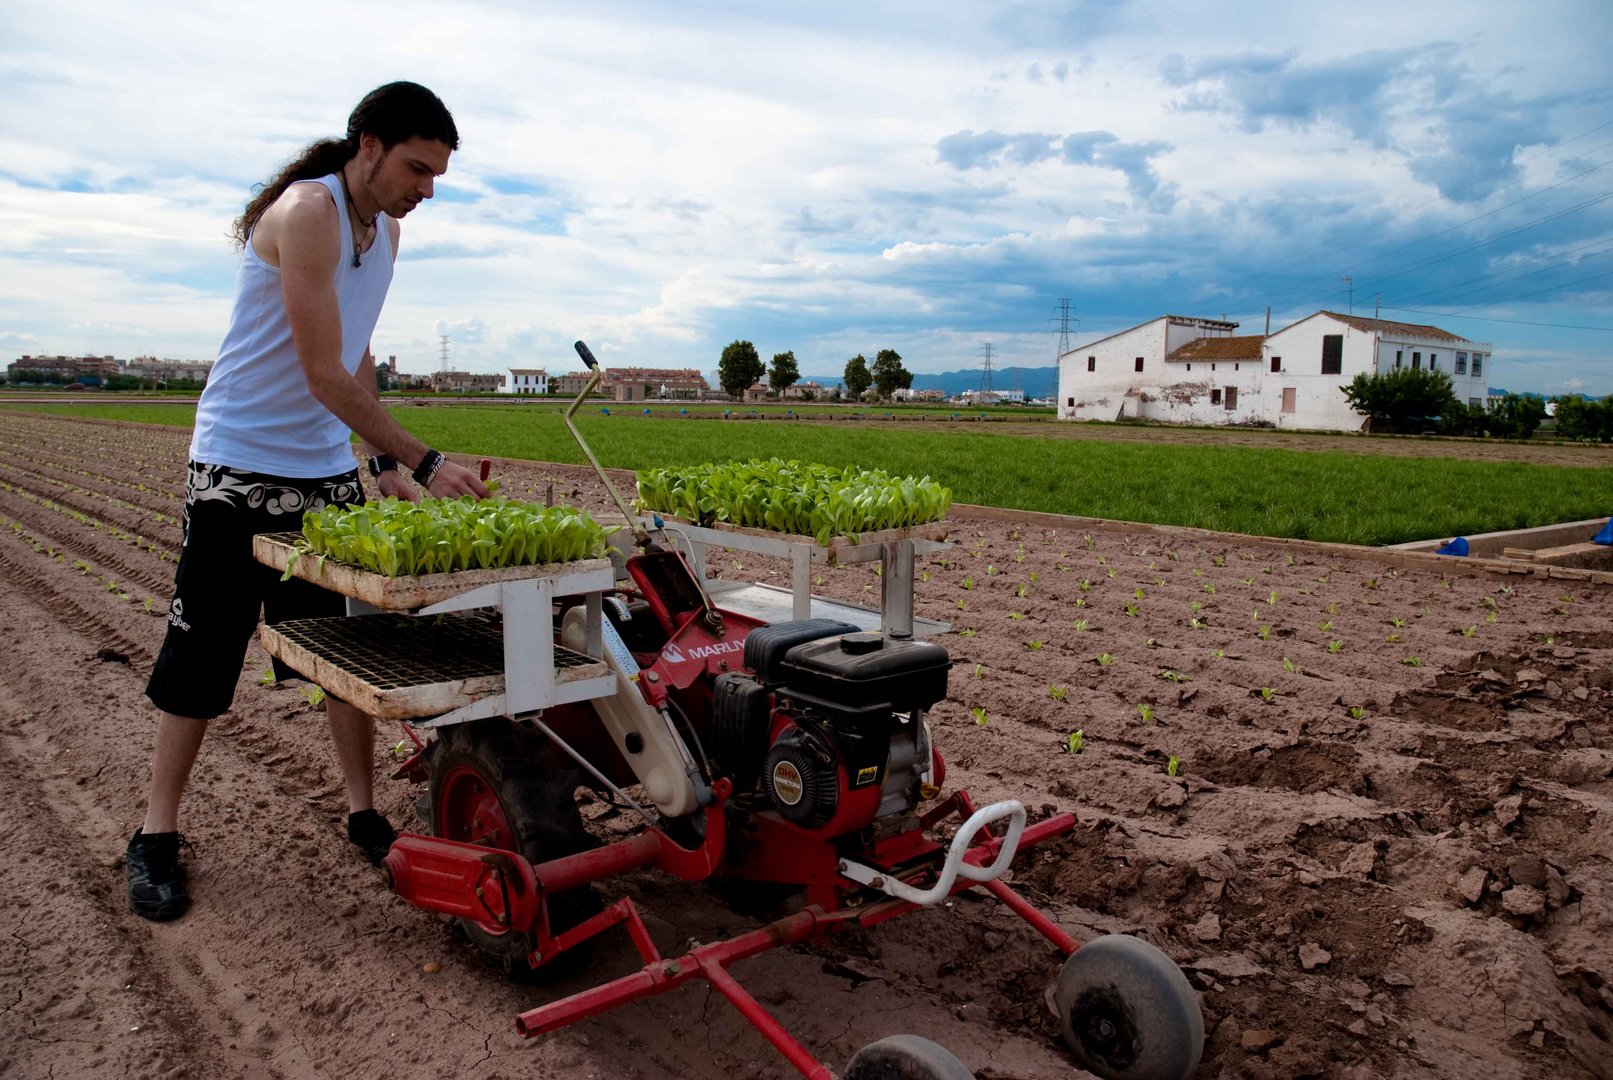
[253, 494, 616, 610]
[635, 458, 952, 549]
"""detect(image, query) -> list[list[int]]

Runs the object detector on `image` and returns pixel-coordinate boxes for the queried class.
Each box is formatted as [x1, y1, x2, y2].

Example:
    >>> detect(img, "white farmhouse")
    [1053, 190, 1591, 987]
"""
[1263, 313, 1490, 430]
[506, 368, 549, 395]
[1058, 311, 1491, 432]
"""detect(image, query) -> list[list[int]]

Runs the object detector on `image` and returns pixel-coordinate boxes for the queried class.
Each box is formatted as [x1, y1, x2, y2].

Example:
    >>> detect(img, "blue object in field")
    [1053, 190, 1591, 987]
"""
[600, 407, 610, 415]
[680, 408, 688, 416]
[652, 513, 665, 529]
[1435, 537, 1469, 557]
[642, 407, 651, 416]
[1594, 518, 1613, 545]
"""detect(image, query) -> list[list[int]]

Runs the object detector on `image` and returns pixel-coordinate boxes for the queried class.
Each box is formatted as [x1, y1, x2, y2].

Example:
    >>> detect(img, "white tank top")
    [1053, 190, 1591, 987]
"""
[191, 173, 394, 477]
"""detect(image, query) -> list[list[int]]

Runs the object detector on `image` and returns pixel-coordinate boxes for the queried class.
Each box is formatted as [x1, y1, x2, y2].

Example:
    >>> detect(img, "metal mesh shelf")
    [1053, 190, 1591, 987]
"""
[262, 611, 608, 721]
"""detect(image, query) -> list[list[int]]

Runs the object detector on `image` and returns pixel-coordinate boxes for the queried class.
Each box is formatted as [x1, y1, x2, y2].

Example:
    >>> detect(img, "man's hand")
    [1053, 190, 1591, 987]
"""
[426, 458, 491, 500]
[376, 469, 419, 503]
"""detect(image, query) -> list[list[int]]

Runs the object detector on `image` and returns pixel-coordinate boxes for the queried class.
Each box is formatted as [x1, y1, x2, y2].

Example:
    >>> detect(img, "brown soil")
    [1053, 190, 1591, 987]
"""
[2, 412, 1610, 1080]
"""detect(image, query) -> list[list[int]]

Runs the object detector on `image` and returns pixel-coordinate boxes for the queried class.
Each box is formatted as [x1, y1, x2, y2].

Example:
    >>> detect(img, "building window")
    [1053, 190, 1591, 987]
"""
[1270, 356, 1281, 373]
[1087, 356, 1095, 372]
[1455, 353, 1467, 375]
[1395, 350, 1403, 368]
[1321, 334, 1343, 375]
[1225, 386, 1238, 410]
[1186, 364, 1192, 371]
[1211, 388, 1222, 405]
[1211, 363, 1217, 371]
[1282, 387, 1297, 414]
[1469, 397, 1483, 408]
[1430, 353, 1439, 370]
[1134, 357, 1144, 372]
[1473, 354, 1483, 377]
[1066, 396, 1075, 407]
[1412, 351, 1421, 369]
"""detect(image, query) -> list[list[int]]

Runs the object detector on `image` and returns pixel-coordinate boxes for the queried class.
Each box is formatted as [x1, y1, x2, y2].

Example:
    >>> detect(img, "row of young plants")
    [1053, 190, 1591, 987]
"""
[0, 436, 185, 505]
[0, 457, 181, 531]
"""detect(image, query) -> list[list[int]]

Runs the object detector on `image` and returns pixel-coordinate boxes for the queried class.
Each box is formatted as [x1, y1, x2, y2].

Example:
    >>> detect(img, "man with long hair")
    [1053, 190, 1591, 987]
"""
[128, 82, 490, 920]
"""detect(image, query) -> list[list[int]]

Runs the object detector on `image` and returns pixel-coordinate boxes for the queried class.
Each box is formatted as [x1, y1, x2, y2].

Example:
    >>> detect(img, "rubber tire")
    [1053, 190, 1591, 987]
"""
[1053, 934, 1204, 1080]
[427, 719, 603, 980]
[844, 1035, 975, 1080]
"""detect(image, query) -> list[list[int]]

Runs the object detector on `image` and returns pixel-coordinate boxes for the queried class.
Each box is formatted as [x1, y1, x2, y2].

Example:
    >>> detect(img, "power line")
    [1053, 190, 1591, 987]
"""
[1391, 234, 1613, 307]
[1376, 306, 1613, 332]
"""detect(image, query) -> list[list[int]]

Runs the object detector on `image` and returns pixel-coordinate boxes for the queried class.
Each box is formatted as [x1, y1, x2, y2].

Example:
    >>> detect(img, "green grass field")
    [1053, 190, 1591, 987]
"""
[7, 401, 1610, 544]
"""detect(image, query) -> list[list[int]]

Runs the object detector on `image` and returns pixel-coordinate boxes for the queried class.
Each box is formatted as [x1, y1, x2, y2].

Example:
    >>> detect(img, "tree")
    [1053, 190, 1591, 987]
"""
[1340, 368, 1457, 434]
[768, 350, 800, 395]
[871, 348, 912, 399]
[843, 354, 872, 401]
[718, 340, 763, 399]
[1485, 393, 1549, 440]
[1551, 395, 1611, 442]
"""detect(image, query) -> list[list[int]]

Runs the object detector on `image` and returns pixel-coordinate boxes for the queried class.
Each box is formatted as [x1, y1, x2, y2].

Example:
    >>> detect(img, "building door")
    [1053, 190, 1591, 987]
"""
[1281, 387, 1296, 414]
[1224, 386, 1237, 410]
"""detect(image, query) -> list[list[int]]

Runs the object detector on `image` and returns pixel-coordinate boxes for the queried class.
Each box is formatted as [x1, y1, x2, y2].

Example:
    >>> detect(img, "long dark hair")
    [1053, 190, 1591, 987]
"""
[231, 81, 460, 248]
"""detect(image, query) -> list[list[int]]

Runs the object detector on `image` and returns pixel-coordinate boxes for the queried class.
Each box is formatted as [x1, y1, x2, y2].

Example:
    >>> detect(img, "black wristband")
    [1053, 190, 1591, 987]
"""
[411, 448, 445, 487]
[367, 454, 397, 478]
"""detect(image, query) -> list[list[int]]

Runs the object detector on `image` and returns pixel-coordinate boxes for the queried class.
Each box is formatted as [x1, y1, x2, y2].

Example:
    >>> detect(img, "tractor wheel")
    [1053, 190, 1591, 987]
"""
[844, 1035, 974, 1080]
[428, 719, 603, 980]
[1053, 934, 1204, 1080]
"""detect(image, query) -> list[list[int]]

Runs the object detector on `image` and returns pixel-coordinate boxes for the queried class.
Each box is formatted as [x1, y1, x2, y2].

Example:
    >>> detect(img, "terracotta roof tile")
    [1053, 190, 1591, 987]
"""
[1320, 311, 1473, 344]
[1167, 335, 1266, 361]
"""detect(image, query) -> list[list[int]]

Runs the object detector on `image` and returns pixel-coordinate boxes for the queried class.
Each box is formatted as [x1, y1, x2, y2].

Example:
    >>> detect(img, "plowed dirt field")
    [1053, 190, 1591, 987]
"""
[1, 412, 1609, 1080]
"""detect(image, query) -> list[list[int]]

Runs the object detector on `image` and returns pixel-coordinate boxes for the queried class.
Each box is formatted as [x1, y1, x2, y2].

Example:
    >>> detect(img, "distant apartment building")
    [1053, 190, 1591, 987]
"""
[505, 368, 549, 395]
[429, 370, 502, 394]
[8, 354, 119, 384]
[549, 366, 710, 401]
[957, 388, 1025, 405]
[782, 380, 830, 400]
[893, 387, 944, 403]
[1057, 311, 1491, 431]
[124, 356, 213, 384]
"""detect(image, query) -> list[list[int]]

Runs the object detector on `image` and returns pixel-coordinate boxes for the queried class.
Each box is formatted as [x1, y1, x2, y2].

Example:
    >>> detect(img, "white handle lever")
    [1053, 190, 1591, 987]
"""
[838, 800, 1026, 906]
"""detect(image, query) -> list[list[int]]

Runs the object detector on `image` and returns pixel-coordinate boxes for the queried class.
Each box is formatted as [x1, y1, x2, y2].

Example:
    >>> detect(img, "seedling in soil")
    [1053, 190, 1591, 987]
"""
[1260, 687, 1277, 703]
[1016, 582, 1028, 599]
[1065, 730, 1084, 753]
[1027, 640, 1045, 651]
[1144, 637, 1159, 647]
[1160, 670, 1190, 683]
[1210, 648, 1226, 659]
[1500, 585, 1514, 596]
[1459, 626, 1477, 637]
[1083, 533, 1096, 550]
[1282, 656, 1301, 675]
[1285, 554, 1295, 567]
[1390, 616, 1407, 628]
[1486, 611, 1498, 623]
[1008, 611, 1025, 621]
[1203, 583, 1216, 595]
[971, 706, 990, 725]
[1402, 656, 1423, 667]
[1189, 600, 1203, 613]
[1048, 685, 1068, 702]
[391, 739, 411, 756]
[1073, 597, 1087, 608]
[1134, 587, 1145, 600]
[956, 599, 967, 611]
[1124, 603, 1140, 618]
[1364, 578, 1380, 590]
[305, 686, 327, 707]
[1107, 568, 1118, 579]
[1167, 755, 1181, 777]
[1014, 554, 1027, 564]
[1078, 579, 1092, 592]
[1480, 596, 1497, 610]
[1386, 632, 1402, 643]
[1266, 590, 1280, 606]
[1136, 703, 1155, 723]
[1073, 619, 1090, 632]
[1242, 576, 1256, 586]
[1319, 619, 1334, 631]
[1212, 554, 1226, 567]
[1192, 568, 1204, 578]
[1097, 653, 1115, 667]
[1189, 618, 1206, 630]
[1056, 563, 1070, 573]
[962, 575, 974, 590]
[956, 628, 977, 638]
[1257, 624, 1272, 640]
[143, 598, 155, 613]
[257, 668, 274, 687]
[986, 564, 998, 576]
[920, 570, 931, 583]
[1328, 639, 1344, 653]
[1347, 706, 1365, 720]
[1154, 578, 1166, 587]
[814, 574, 825, 586]
[1325, 601, 1339, 615]
[1544, 634, 1556, 645]
[1030, 571, 1039, 582]
[973, 663, 984, 678]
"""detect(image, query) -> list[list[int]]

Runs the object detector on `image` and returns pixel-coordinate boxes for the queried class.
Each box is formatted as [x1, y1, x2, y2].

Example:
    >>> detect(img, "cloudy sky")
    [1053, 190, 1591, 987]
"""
[2, 1, 1610, 393]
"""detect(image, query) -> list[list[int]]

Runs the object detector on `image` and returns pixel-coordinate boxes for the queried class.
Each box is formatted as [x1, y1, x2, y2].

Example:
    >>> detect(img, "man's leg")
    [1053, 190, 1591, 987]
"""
[326, 698, 376, 813]
[141, 710, 209, 834]
[328, 698, 397, 865]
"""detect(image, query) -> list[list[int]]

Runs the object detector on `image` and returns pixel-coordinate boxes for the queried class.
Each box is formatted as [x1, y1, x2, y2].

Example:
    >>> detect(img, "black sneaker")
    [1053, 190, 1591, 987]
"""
[126, 829, 190, 922]
[347, 809, 397, 867]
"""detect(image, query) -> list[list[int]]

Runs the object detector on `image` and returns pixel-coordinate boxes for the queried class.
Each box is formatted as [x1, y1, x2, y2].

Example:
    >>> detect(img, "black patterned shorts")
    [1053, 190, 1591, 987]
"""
[145, 461, 363, 719]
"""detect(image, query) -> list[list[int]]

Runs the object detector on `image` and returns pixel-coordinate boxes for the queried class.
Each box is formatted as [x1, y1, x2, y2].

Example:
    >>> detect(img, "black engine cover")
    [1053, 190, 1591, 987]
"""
[743, 619, 859, 686]
[778, 632, 950, 714]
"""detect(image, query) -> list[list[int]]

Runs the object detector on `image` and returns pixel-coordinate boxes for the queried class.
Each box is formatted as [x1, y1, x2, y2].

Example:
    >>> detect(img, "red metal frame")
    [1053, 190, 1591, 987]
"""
[385, 792, 1077, 1078]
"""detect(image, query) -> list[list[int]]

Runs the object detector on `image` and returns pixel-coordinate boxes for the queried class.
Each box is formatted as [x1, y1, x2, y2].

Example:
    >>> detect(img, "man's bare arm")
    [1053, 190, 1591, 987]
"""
[276, 189, 486, 498]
